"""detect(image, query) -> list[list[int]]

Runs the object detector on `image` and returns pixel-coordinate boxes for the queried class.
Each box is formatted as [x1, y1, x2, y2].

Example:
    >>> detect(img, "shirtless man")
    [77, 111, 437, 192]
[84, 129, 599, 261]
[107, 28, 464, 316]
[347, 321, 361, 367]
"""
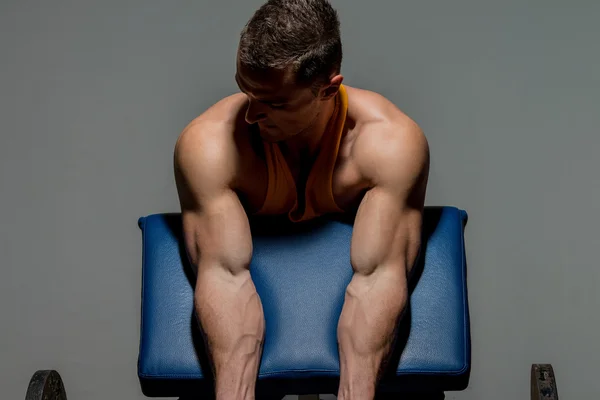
[173, 0, 430, 399]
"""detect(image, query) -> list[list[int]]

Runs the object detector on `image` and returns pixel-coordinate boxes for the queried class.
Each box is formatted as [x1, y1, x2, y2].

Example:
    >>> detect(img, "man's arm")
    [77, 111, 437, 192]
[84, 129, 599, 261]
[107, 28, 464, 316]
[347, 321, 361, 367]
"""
[174, 122, 264, 400]
[337, 122, 429, 400]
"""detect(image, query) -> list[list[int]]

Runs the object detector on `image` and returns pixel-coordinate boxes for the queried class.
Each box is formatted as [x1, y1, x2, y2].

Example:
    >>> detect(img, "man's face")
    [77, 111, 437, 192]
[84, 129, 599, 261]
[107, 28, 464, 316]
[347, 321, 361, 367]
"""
[235, 62, 324, 142]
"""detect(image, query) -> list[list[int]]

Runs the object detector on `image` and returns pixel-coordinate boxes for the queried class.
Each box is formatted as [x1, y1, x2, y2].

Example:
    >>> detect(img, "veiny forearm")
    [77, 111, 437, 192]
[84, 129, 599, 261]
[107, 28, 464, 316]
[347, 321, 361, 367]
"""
[337, 267, 408, 400]
[195, 265, 265, 400]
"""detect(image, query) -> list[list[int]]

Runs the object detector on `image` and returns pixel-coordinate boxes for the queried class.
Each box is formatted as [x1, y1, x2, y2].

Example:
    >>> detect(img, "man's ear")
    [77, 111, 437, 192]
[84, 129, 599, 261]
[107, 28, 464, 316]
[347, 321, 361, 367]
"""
[320, 74, 344, 100]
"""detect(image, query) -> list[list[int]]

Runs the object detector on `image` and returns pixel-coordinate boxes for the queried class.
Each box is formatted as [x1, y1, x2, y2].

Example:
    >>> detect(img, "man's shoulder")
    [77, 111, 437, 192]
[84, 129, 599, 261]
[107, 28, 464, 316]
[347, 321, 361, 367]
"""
[345, 86, 429, 188]
[174, 93, 256, 185]
[178, 92, 248, 139]
[176, 92, 256, 156]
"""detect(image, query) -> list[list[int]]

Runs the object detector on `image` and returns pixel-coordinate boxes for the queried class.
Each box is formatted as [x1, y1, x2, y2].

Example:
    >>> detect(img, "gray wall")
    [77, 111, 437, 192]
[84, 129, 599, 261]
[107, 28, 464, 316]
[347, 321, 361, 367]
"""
[1, 0, 598, 399]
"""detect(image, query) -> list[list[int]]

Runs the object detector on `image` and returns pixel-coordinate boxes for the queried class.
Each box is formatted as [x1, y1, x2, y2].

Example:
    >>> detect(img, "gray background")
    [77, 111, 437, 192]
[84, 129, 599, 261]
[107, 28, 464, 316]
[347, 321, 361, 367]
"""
[1, 0, 598, 399]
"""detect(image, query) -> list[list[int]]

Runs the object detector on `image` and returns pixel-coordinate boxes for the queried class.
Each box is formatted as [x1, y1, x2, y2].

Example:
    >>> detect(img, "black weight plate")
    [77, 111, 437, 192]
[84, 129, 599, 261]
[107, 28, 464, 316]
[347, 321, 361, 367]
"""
[25, 370, 67, 400]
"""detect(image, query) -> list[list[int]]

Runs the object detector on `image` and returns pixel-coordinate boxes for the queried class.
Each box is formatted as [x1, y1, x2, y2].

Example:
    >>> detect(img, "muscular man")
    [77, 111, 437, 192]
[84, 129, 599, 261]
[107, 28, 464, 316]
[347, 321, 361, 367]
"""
[174, 0, 429, 399]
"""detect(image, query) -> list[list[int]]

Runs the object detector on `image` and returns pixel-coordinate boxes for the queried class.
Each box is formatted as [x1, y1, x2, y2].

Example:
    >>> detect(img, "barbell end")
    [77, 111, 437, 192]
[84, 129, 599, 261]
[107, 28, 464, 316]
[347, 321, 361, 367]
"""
[531, 364, 558, 400]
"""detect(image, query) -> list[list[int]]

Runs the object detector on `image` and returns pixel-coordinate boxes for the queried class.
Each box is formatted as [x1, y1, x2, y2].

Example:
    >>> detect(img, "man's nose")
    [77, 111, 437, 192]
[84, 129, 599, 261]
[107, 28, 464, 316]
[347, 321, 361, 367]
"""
[245, 99, 267, 124]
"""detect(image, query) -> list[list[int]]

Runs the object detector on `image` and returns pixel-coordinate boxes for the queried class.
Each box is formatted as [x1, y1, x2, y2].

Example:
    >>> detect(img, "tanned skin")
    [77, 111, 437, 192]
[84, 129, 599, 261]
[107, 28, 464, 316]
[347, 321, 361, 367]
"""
[174, 61, 429, 400]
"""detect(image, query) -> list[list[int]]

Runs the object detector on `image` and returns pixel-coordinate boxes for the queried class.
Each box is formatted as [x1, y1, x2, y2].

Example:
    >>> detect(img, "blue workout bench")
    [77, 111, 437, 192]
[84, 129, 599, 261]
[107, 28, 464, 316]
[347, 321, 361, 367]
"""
[136, 206, 471, 399]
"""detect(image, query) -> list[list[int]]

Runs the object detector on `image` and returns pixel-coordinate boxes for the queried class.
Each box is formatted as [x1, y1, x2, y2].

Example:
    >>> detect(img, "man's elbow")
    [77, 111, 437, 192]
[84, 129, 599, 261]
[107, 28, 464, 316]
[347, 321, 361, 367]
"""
[349, 262, 409, 306]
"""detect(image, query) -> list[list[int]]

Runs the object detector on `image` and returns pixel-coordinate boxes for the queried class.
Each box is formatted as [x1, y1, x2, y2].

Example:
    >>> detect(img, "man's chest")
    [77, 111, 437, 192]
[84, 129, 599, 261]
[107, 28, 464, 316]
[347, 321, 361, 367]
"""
[238, 146, 368, 214]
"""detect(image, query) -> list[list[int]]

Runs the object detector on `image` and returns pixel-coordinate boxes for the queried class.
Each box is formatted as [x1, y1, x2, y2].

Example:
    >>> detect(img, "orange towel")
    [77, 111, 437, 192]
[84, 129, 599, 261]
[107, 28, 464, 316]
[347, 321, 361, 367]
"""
[254, 85, 348, 222]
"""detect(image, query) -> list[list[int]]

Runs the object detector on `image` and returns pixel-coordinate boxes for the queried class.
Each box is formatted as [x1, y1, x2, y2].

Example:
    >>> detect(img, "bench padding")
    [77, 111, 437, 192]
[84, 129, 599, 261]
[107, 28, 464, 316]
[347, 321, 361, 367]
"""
[137, 206, 470, 397]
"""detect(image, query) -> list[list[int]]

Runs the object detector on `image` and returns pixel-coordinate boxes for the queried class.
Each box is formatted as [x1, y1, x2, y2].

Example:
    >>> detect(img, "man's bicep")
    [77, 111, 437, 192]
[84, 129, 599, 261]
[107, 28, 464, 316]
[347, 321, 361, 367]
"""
[350, 124, 429, 277]
[350, 186, 423, 277]
[179, 191, 253, 274]
[174, 126, 252, 274]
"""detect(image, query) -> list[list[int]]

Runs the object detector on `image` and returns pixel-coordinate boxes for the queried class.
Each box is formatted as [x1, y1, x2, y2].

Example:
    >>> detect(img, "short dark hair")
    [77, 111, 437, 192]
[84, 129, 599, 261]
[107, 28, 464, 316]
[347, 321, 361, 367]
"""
[238, 0, 342, 88]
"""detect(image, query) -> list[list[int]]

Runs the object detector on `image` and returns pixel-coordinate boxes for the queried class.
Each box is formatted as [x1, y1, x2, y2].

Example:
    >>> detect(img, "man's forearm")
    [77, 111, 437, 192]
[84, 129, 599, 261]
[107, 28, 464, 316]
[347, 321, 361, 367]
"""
[195, 267, 265, 400]
[336, 267, 408, 400]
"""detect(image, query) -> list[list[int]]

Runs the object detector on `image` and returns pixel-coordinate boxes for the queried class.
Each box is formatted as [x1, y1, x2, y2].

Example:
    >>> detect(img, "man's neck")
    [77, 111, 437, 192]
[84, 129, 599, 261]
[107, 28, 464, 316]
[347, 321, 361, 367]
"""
[282, 98, 336, 161]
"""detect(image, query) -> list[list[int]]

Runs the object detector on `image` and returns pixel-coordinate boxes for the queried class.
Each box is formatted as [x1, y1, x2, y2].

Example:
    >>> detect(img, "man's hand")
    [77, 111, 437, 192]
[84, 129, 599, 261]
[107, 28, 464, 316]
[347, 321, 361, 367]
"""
[337, 119, 429, 400]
